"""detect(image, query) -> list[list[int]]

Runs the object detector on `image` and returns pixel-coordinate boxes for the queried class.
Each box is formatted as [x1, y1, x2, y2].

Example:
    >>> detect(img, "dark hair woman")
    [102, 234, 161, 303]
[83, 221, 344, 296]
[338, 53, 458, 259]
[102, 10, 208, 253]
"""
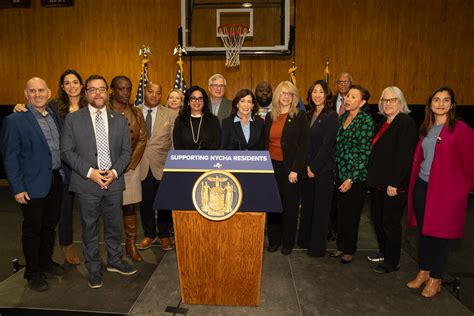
[297, 80, 338, 257]
[330, 84, 374, 264]
[406, 86, 473, 298]
[173, 86, 221, 150]
[221, 89, 264, 150]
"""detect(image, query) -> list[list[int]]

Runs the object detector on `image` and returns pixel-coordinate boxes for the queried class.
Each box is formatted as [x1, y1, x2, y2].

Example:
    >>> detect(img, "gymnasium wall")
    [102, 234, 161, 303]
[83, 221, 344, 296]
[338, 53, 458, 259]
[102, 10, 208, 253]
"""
[0, 0, 472, 105]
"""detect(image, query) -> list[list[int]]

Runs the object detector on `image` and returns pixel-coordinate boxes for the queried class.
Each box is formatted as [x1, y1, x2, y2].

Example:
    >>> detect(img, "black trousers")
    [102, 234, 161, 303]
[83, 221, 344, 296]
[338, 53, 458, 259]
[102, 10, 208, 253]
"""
[21, 170, 62, 279]
[58, 183, 75, 246]
[328, 185, 339, 236]
[298, 171, 334, 256]
[413, 177, 449, 279]
[140, 169, 171, 239]
[267, 160, 301, 250]
[336, 181, 367, 255]
[370, 189, 406, 267]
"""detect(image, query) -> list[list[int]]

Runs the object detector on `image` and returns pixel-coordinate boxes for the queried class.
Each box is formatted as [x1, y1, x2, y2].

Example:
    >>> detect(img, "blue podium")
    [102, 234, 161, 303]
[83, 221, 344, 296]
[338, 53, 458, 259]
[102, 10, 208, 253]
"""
[154, 150, 281, 306]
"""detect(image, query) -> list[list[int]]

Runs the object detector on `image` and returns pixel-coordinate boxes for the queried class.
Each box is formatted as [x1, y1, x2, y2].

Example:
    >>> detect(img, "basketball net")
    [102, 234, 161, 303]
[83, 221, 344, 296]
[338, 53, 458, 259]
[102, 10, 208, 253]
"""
[218, 24, 249, 68]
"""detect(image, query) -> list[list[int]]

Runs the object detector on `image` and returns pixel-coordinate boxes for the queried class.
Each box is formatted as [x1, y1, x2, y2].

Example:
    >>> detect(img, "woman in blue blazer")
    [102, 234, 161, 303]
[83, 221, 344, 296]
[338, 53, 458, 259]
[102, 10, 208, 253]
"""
[221, 89, 264, 150]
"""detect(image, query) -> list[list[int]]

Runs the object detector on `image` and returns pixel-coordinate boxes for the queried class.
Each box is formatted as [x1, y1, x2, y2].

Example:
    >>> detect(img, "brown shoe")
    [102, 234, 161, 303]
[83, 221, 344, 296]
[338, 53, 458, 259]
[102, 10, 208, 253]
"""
[137, 236, 157, 250]
[421, 278, 442, 298]
[63, 244, 80, 265]
[340, 254, 353, 264]
[407, 270, 430, 289]
[160, 237, 174, 251]
[123, 215, 143, 262]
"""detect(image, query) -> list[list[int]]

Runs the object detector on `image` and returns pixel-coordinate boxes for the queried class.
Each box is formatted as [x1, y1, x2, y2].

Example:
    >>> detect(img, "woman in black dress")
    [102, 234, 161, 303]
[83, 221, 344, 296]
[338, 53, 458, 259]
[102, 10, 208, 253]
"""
[173, 86, 221, 150]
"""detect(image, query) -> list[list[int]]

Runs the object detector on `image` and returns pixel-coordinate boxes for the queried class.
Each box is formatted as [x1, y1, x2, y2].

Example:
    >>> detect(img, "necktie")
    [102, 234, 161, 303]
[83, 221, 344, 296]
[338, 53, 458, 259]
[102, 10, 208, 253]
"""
[95, 110, 112, 170]
[338, 96, 345, 116]
[146, 109, 152, 139]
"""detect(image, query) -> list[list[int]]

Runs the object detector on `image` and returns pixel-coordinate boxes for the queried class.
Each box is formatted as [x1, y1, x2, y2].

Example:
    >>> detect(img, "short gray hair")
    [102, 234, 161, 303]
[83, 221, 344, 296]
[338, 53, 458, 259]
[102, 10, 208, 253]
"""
[208, 73, 227, 86]
[377, 86, 411, 115]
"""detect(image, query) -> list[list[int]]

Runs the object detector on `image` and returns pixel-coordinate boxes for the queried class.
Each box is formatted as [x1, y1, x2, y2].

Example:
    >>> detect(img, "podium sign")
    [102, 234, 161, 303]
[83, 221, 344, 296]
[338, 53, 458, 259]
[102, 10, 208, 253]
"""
[154, 150, 282, 212]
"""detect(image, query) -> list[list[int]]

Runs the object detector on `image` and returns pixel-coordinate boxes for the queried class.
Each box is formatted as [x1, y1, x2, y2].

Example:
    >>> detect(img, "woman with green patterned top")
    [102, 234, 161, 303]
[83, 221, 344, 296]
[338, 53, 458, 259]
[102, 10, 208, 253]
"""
[330, 85, 374, 264]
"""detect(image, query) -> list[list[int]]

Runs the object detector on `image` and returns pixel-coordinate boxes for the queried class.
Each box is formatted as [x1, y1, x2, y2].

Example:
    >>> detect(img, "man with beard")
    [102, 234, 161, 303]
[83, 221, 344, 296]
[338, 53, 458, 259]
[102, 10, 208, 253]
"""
[137, 82, 178, 251]
[254, 81, 273, 120]
[61, 75, 135, 289]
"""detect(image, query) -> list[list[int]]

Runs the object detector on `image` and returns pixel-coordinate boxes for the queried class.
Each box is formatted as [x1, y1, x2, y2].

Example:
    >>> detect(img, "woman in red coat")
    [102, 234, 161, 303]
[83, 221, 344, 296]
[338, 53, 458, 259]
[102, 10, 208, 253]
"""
[406, 86, 474, 298]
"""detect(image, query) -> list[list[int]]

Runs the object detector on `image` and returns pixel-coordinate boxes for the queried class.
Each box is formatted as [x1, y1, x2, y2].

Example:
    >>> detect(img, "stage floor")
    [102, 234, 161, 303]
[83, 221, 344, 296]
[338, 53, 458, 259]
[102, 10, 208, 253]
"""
[0, 184, 472, 315]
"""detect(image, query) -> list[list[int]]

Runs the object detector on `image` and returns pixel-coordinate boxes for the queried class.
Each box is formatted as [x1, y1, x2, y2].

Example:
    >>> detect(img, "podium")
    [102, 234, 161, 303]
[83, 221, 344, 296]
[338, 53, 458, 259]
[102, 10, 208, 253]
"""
[154, 150, 281, 306]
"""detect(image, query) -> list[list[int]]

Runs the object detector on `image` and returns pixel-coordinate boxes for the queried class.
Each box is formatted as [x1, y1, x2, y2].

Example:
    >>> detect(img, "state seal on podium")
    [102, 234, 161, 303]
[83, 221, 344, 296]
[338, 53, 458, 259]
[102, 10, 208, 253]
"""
[192, 170, 243, 221]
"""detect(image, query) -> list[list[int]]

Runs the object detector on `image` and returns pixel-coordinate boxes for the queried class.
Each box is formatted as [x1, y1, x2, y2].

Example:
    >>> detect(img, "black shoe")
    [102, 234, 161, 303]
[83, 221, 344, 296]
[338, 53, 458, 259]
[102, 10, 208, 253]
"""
[281, 248, 292, 255]
[106, 261, 137, 276]
[374, 263, 400, 274]
[367, 252, 384, 262]
[43, 261, 64, 276]
[268, 245, 279, 253]
[88, 273, 103, 289]
[28, 275, 49, 292]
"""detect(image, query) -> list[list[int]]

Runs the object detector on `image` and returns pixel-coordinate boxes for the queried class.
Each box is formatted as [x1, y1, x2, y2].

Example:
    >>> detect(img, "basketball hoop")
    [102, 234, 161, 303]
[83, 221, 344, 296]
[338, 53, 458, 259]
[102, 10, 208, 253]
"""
[218, 24, 249, 68]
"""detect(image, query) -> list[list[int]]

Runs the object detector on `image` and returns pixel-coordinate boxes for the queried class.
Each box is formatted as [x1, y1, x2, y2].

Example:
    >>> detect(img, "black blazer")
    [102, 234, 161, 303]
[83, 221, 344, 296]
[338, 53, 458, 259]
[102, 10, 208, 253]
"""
[367, 113, 418, 191]
[264, 110, 309, 174]
[307, 109, 339, 175]
[221, 115, 265, 150]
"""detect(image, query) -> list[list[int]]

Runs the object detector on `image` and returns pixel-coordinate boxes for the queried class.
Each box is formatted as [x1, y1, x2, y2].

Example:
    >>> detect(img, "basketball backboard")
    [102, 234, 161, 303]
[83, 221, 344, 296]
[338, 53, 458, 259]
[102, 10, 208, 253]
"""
[180, 0, 291, 55]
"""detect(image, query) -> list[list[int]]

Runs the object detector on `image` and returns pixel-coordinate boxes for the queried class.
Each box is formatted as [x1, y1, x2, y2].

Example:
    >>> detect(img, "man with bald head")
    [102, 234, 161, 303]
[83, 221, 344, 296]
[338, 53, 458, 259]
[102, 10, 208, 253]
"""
[137, 82, 178, 251]
[2, 77, 63, 291]
[255, 81, 273, 120]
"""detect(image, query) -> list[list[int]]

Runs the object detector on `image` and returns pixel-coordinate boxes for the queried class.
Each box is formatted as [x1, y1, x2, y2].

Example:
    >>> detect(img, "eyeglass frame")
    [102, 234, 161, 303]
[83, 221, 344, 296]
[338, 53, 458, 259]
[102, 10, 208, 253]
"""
[86, 87, 107, 94]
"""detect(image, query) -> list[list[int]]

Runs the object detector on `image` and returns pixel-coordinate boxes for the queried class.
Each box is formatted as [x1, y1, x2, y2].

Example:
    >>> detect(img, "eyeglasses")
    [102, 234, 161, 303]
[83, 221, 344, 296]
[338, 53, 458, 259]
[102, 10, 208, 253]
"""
[381, 98, 398, 104]
[86, 87, 107, 94]
[210, 84, 226, 89]
[336, 80, 351, 85]
[280, 91, 293, 97]
[189, 96, 204, 103]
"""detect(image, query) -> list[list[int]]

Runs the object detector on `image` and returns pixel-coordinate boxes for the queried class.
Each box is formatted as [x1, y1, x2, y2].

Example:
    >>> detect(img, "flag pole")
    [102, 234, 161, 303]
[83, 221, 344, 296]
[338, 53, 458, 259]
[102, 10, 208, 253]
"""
[134, 45, 151, 106]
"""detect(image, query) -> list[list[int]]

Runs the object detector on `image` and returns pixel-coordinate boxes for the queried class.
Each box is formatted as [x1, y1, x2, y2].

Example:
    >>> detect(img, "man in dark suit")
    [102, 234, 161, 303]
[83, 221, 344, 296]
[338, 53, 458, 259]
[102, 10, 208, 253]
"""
[61, 75, 134, 289]
[2, 77, 63, 291]
[208, 73, 232, 126]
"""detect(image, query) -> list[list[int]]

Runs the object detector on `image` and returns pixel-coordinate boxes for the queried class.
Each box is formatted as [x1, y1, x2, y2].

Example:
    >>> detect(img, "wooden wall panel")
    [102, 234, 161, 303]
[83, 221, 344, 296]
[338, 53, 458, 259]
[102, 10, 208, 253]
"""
[0, 0, 472, 105]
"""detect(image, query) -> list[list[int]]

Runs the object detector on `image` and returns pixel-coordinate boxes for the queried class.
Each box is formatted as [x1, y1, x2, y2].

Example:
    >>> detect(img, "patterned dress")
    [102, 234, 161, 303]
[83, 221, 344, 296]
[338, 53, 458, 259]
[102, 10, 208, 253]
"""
[335, 110, 374, 183]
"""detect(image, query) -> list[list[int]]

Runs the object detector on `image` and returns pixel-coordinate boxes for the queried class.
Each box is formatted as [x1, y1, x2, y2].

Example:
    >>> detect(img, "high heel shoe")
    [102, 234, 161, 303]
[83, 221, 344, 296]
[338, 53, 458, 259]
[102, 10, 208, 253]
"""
[421, 278, 442, 298]
[406, 270, 430, 289]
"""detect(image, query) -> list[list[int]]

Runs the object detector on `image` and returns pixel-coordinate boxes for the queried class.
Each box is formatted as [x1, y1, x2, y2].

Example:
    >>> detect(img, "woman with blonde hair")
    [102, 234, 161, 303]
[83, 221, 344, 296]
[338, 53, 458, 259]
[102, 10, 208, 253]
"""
[165, 89, 184, 111]
[264, 81, 309, 255]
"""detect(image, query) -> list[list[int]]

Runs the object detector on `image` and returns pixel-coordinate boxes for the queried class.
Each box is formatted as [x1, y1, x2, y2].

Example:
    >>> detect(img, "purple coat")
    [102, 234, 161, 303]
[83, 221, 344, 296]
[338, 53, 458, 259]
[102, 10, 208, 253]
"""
[407, 121, 474, 239]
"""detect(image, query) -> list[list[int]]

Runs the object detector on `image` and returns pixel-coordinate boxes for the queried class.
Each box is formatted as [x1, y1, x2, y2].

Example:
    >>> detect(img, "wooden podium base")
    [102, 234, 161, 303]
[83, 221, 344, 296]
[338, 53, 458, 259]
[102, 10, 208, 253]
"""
[172, 210, 266, 306]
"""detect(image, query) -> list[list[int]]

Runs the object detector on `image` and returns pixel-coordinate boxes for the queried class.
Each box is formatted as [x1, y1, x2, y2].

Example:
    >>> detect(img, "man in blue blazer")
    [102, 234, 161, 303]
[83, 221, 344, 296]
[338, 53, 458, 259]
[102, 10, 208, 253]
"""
[61, 75, 134, 289]
[2, 77, 63, 291]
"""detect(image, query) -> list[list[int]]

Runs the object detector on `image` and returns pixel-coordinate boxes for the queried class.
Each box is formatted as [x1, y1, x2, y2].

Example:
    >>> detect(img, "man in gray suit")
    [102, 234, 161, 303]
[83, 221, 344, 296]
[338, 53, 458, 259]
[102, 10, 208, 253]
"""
[61, 75, 135, 289]
[207, 73, 232, 126]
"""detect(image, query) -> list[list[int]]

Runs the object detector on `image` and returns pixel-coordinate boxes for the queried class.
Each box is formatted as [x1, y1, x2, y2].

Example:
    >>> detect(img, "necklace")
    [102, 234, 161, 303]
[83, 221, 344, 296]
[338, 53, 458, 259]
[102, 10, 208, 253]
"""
[190, 115, 203, 143]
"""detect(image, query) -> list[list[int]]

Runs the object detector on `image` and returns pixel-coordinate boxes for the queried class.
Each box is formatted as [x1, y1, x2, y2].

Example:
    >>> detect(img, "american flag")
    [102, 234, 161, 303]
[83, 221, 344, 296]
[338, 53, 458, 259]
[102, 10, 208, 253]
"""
[134, 62, 149, 106]
[173, 61, 187, 93]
